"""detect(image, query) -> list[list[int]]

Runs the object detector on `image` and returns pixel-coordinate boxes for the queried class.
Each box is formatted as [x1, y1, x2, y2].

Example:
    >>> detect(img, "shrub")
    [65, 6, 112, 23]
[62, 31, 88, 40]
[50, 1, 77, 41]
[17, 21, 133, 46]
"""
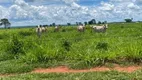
[0, 34, 3, 39]
[62, 40, 71, 51]
[62, 29, 66, 32]
[121, 26, 124, 28]
[96, 42, 108, 50]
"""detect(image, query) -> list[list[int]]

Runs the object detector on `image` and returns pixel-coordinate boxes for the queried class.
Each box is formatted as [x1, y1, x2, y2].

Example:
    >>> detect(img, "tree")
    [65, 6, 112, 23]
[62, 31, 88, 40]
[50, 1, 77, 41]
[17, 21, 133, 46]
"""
[98, 21, 102, 24]
[43, 25, 48, 27]
[76, 22, 79, 25]
[125, 18, 133, 23]
[102, 21, 107, 24]
[104, 21, 107, 24]
[102, 22, 105, 24]
[78, 22, 82, 25]
[0, 18, 11, 29]
[91, 19, 96, 24]
[88, 21, 92, 25]
[84, 22, 88, 25]
[88, 19, 96, 25]
[52, 23, 56, 26]
[67, 23, 71, 26]
[49, 24, 52, 27]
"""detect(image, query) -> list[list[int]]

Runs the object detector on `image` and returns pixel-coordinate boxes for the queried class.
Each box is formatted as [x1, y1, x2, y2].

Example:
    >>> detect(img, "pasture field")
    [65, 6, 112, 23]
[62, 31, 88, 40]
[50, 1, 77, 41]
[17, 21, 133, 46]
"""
[0, 22, 142, 79]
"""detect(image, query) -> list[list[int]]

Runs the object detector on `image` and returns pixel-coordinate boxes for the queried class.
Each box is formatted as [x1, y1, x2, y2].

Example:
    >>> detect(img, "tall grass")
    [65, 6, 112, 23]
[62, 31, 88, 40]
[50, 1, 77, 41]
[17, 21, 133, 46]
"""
[0, 23, 142, 68]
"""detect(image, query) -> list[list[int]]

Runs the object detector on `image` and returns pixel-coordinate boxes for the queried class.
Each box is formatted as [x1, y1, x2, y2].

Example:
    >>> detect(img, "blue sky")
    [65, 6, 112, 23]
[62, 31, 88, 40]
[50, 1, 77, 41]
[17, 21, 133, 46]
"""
[78, 0, 107, 6]
[0, 0, 108, 6]
[0, 0, 142, 26]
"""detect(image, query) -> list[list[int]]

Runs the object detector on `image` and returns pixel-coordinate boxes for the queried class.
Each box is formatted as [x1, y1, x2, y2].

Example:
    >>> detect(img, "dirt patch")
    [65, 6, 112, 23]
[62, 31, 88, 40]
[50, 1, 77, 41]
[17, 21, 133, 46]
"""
[114, 66, 141, 73]
[32, 66, 110, 73]
[0, 65, 141, 77]
[32, 65, 141, 73]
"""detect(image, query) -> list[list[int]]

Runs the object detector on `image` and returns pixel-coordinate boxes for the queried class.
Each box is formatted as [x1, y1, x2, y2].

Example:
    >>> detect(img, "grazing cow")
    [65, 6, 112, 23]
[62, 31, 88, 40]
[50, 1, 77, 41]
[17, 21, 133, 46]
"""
[92, 24, 108, 33]
[77, 24, 85, 32]
[36, 25, 42, 38]
[41, 26, 47, 32]
[54, 26, 59, 32]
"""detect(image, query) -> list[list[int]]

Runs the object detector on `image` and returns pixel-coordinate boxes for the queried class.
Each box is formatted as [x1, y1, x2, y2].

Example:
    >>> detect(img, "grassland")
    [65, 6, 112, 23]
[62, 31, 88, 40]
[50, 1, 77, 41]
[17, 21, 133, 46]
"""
[0, 22, 142, 77]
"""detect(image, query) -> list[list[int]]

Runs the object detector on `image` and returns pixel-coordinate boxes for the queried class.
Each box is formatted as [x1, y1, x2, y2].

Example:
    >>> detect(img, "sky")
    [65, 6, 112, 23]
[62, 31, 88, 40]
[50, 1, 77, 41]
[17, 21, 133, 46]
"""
[0, 0, 142, 26]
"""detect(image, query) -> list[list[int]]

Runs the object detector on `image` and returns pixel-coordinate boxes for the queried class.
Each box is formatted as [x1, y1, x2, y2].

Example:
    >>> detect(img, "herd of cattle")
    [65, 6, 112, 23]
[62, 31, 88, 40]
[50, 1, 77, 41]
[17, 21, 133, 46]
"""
[36, 24, 108, 37]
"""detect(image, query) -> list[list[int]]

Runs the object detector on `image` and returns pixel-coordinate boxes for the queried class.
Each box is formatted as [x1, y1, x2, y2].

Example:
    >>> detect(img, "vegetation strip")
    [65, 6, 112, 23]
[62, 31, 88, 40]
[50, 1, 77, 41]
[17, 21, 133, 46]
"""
[32, 65, 142, 73]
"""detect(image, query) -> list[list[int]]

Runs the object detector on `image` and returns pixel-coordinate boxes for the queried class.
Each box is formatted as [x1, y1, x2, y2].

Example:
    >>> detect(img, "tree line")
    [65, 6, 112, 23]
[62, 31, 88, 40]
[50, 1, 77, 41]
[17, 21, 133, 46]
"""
[0, 18, 134, 29]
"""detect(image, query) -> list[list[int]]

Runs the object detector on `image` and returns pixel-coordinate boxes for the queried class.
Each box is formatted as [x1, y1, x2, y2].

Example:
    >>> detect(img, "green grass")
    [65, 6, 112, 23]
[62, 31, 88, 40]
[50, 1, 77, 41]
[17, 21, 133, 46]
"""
[0, 60, 33, 74]
[0, 23, 142, 74]
[1, 70, 142, 80]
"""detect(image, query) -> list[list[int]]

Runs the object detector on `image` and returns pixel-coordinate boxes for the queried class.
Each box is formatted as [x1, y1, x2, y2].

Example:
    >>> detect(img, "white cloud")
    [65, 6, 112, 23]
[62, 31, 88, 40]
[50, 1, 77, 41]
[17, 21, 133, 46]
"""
[99, 2, 114, 11]
[7, 0, 93, 26]
[0, 6, 9, 18]
[127, 3, 140, 10]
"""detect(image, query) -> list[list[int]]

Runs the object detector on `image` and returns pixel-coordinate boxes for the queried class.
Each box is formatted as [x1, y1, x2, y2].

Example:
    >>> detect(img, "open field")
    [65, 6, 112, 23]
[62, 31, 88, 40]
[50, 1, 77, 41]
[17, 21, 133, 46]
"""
[0, 22, 142, 79]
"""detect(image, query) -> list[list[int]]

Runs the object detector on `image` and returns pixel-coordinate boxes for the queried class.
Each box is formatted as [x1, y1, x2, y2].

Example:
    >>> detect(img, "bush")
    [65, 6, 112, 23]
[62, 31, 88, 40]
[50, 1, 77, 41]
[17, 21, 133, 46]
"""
[121, 26, 124, 28]
[62, 40, 71, 51]
[62, 29, 66, 32]
[0, 34, 3, 39]
[96, 42, 108, 50]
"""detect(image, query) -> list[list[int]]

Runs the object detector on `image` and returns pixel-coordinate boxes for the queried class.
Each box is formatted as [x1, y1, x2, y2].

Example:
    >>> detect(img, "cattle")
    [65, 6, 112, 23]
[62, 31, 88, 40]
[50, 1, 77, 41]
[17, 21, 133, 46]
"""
[36, 25, 42, 38]
[77, 24, 85, 32]
[92, 24, 108, 33]
[41, 26, 47, 32]
[54, 26, 60, 32]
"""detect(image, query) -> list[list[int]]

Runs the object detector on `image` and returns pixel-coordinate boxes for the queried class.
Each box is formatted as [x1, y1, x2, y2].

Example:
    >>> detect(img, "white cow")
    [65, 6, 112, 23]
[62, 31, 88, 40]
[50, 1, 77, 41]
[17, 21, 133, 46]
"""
[54, 26, 59, 32]
[36, 25, 42, 38]
[77, 24, 85, 32]
[92, 24, 108, 32]
[41, 27, 47, 32]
